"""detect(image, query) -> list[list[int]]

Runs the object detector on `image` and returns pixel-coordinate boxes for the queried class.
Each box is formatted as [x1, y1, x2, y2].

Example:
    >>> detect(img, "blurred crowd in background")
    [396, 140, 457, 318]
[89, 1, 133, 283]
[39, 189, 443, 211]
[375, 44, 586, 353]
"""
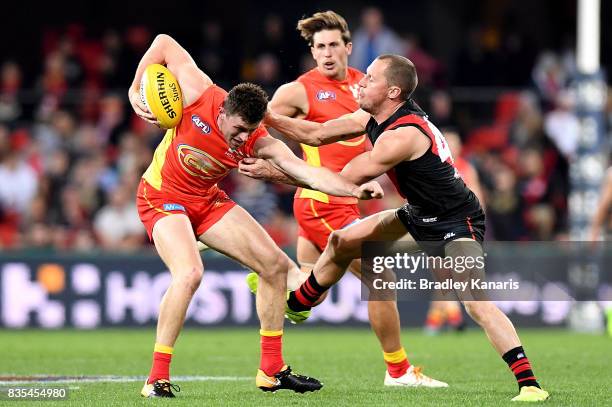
[0, 5, 610, 252]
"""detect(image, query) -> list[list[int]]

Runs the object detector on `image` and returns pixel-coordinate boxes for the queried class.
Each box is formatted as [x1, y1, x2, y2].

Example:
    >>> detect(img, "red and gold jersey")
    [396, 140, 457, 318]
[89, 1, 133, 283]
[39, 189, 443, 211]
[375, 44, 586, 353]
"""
[454, 156, 477, 189]
[142, 85, 267, 197]
[295, 67, 366, 204]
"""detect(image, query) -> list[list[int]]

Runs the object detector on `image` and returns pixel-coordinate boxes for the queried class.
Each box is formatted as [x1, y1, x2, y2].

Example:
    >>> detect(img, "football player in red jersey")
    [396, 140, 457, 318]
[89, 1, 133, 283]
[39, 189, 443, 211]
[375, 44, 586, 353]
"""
[264, 54, 549, 402]
[241, 11, 446, 387]
[127, 34, 382, 397]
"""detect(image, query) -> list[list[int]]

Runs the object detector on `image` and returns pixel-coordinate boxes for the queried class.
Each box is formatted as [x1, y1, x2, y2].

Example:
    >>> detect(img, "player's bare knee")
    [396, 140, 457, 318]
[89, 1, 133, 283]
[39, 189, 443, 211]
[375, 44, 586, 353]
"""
[254, 250, 289, 282]
[327, 230, 347, 258]
[175, 265, 204, 294]
[328, 229, 359, 261]
[463, 301, 491, 326]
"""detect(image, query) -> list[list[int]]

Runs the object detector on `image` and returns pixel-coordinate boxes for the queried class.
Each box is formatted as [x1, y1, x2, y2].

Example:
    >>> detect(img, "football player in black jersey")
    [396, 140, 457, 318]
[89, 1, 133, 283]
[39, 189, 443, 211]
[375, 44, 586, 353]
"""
[261, 54, 549, 402]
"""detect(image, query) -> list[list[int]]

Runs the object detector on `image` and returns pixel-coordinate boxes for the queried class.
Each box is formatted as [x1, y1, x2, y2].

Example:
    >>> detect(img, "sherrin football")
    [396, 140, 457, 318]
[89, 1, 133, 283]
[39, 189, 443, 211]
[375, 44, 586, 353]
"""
[140, 63, 183, 129]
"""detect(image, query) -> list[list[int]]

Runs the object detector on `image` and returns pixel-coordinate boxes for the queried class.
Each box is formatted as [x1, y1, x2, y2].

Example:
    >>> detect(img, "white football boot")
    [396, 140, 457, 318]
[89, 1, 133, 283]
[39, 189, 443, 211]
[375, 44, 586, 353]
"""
[384, 365, 449, 388]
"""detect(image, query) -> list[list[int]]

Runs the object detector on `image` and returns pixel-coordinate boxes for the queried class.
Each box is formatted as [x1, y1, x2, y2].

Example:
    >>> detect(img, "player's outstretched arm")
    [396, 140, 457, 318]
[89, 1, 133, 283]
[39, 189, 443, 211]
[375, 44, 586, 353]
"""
[239, 158, 305, 186]
[252, 135, 383, 200]
[128, 34, 212, 123]
[341, 126, 425, 184]
[264, 108, 370, 146]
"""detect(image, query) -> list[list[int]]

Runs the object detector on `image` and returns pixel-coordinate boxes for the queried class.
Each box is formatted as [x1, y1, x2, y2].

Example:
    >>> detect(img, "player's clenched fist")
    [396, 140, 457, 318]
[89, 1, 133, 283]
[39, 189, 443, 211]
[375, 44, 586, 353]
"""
[352, 181, 384, 200]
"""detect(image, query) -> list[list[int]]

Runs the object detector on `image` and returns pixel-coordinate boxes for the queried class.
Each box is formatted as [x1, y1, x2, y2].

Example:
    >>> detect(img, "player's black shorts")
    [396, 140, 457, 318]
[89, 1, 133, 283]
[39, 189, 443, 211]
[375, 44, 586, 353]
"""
[396, 203, 486, 256]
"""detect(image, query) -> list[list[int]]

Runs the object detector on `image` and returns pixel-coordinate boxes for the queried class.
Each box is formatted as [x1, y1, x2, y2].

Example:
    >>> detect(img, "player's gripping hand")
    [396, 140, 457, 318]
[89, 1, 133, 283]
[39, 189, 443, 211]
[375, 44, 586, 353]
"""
[128, 88, 158, 125]
[238, 157, 275, 180]
[352, 181, 384, 200]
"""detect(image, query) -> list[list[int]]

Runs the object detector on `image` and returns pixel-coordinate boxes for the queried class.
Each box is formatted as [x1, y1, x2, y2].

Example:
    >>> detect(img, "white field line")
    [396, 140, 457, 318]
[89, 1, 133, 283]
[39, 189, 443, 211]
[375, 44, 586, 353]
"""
[0, 375, 251, 385]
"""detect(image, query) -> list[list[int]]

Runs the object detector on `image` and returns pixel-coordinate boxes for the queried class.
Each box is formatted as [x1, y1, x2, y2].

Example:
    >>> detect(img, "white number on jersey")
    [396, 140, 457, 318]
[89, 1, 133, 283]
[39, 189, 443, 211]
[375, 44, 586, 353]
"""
[425, 119, 454, 164]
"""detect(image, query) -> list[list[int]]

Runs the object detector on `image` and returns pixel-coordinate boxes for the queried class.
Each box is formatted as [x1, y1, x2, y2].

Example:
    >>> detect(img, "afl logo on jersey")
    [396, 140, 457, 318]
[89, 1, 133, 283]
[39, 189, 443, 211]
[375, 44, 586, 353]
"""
[316, 90, 336, 101]
[177, 144, 228, 180]
[191, 114, 211, 134]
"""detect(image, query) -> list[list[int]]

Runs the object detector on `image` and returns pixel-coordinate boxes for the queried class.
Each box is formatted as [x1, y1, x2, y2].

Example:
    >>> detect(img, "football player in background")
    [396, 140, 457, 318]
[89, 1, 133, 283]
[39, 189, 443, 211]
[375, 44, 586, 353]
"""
[423, 129, 485, 335]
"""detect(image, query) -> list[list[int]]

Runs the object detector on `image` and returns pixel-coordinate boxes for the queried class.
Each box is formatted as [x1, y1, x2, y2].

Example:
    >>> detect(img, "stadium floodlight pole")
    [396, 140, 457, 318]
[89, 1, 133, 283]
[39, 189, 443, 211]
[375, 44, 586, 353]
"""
[569, 0, 607, 241]
[576, 0, 600, 74]
[569, 0, 608, 333]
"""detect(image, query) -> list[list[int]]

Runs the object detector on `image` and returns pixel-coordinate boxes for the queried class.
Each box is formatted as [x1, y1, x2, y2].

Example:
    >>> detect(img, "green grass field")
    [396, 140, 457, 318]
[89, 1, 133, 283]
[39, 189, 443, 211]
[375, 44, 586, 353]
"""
[0, 328, 609, 406]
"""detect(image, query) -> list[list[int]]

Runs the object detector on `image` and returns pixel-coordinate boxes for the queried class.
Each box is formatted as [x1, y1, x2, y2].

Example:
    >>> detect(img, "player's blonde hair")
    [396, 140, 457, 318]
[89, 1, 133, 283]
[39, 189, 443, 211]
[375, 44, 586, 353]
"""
[297, 10, 351, 47]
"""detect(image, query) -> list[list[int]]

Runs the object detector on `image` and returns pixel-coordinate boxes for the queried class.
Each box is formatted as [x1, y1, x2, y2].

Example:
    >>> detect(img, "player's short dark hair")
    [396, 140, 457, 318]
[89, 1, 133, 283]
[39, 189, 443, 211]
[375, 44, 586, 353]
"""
[377, 55, 418, 101]
[224, 83, 268, 124]
[297, 10, 351, 46]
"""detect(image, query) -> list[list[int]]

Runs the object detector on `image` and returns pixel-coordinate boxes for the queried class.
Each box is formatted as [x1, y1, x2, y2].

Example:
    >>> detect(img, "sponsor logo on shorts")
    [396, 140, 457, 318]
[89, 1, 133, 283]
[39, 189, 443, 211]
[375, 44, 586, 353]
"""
[316, 90, 336, 101]
[163, 203, 186, 212]
[422, 217, 437, 223]
[191, 114, 211, 134]
[213, 197, 230, 207]
[443, 232, 456, 240]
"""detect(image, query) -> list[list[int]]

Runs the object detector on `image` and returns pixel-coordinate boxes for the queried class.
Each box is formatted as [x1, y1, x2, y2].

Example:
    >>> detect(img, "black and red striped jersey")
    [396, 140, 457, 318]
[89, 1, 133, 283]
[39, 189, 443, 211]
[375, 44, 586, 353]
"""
[365, 99, 481, 218]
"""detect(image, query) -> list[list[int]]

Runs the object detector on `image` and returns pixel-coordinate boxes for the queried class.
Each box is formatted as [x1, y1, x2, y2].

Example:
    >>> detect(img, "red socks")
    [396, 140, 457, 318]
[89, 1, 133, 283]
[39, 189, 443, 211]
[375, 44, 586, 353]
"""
[260, 330, 285, 376]
[147, 343, 173, 384]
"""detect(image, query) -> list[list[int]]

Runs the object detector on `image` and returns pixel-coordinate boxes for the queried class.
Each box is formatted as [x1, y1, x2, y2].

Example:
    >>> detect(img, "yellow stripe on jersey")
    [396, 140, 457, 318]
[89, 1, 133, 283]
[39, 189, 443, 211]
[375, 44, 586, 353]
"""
[338, 134, 366, 147]
[143, 128, 176, 191]
[299, 143, 329, 203]
[301, 143, 321, 167]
